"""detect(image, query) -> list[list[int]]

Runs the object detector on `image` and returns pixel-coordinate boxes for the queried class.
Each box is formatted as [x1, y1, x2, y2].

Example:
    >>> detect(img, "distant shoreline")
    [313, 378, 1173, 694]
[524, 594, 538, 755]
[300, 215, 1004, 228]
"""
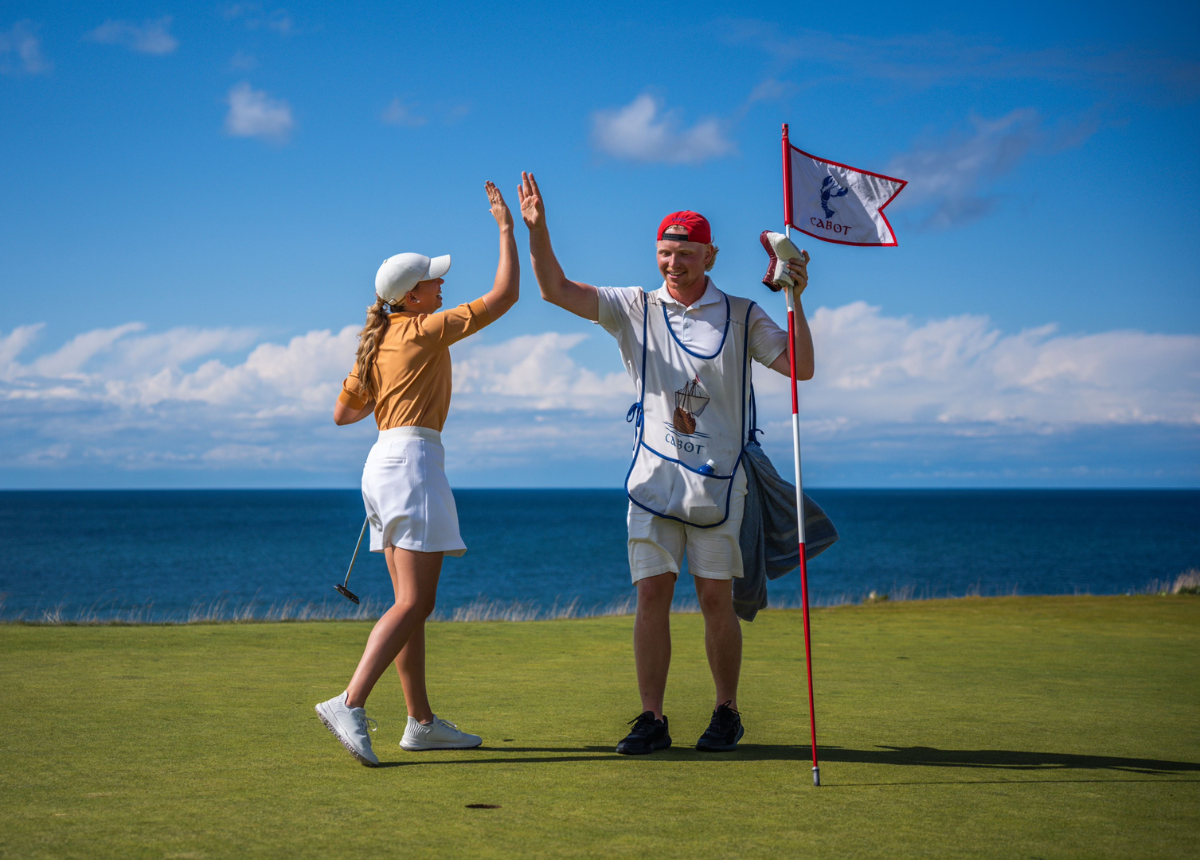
[4, 587, 1196, 628]
[3, 487, 1200, 492]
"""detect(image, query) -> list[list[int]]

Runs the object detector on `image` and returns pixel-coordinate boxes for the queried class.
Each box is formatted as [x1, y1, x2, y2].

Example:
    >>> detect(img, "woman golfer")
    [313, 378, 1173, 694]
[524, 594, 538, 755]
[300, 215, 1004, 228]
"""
[316, 181, 518, 766]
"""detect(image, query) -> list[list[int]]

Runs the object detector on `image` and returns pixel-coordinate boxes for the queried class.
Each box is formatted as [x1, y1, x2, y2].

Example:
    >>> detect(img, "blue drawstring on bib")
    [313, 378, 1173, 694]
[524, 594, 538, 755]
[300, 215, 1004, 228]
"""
[747, 384, 763, 444]
[626, 402, 644, 454]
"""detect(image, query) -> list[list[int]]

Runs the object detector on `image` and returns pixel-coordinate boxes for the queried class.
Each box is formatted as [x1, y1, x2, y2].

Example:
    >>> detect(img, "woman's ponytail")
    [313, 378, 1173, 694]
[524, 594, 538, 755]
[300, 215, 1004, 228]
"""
[354, 297, 390, 401]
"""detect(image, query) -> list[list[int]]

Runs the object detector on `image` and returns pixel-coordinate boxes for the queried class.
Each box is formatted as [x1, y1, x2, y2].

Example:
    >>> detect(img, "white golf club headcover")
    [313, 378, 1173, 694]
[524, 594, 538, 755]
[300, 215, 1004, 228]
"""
[759, 230, 807, 293]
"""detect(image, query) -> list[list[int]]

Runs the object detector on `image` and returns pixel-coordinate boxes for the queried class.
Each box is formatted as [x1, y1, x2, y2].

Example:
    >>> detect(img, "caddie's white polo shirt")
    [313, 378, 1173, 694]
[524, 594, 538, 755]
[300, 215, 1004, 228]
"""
[596, 277, 790, 387]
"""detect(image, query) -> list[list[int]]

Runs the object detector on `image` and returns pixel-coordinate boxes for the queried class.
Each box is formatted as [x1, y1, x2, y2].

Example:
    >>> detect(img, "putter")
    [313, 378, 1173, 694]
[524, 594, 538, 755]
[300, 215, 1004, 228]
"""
[335, 517, 369, 604]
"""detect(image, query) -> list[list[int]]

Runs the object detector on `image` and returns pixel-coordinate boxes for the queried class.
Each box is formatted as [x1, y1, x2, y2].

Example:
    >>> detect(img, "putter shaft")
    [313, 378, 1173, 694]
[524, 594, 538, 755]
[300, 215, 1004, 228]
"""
[335, 517, 370, 604]
[343, 517, 369, 587]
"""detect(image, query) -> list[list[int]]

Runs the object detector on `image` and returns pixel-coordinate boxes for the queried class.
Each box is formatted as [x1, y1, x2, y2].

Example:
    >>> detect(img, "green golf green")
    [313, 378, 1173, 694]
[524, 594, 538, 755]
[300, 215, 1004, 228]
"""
[2, 595, 1197, 859]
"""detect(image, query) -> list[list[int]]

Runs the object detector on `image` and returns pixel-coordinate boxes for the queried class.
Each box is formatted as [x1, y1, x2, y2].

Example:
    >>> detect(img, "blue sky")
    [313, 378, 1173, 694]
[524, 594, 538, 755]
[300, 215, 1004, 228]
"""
[1, 1, 1197, 488]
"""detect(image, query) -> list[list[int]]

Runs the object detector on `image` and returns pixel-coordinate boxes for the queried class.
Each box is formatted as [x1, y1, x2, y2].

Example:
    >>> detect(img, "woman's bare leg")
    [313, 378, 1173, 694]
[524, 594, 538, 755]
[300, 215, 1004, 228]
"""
[344, 548, 442, 709]
[394, 629, 432, 722]
[387, 547, 435, 722]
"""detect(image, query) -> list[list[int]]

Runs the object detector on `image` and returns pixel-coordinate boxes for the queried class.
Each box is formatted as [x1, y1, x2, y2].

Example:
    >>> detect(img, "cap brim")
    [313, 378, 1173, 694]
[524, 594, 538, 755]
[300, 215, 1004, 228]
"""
[427, 254, 451, 280]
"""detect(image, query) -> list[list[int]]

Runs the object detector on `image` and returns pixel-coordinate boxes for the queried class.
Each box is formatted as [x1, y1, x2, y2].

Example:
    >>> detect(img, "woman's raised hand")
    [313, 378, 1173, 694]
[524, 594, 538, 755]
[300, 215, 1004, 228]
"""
[518, 171, 545, 231]
[486, 181, 513, 230]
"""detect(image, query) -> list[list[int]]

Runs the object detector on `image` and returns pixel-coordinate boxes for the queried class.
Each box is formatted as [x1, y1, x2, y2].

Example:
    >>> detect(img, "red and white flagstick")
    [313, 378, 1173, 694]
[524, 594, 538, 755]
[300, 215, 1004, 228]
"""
[782, 122, 820, 787]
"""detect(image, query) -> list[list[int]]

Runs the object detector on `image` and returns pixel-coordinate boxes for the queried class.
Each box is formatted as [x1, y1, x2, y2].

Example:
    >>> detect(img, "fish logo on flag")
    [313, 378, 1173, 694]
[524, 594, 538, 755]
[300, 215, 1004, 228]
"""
[783, 126, 906, 247]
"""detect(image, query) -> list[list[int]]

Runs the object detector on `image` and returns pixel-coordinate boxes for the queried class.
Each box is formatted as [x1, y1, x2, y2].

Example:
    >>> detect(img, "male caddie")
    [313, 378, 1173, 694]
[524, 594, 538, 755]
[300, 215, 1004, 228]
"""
[517, 172, 814, 754]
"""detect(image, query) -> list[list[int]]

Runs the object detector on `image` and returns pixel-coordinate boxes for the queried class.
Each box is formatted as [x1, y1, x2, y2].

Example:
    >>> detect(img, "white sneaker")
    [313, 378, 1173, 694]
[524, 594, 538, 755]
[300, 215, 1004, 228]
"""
[315, 691, 380, 767]
[400, 715, 483, 751]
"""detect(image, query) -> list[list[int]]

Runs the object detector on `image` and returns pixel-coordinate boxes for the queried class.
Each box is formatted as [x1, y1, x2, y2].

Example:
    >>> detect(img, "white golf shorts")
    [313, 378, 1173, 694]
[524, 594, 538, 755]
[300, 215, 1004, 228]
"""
[627, 469, 747, 583]
[361, 426, 467, 557]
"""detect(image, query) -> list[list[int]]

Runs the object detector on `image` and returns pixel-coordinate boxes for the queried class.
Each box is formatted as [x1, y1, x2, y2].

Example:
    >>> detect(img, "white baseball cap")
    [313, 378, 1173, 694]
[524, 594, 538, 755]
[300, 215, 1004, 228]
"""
[374, 252, 452, 304]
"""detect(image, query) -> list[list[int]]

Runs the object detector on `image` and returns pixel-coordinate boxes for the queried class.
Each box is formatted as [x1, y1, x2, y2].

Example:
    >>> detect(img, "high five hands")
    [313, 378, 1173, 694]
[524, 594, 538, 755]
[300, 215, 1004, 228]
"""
[518, 170, 809, 296]
[517, 171, 545, 231]
[486, 181, 513, 230]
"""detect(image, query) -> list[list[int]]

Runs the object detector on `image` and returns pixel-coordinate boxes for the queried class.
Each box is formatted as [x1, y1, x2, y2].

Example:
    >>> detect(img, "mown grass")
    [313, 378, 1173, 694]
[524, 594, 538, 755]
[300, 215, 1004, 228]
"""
[1, 595, 1197, 859]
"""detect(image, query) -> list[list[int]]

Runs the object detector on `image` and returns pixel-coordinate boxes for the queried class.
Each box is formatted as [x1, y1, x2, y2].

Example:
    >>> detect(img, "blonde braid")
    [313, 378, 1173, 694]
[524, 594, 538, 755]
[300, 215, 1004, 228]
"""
[354, 297, 391, 401]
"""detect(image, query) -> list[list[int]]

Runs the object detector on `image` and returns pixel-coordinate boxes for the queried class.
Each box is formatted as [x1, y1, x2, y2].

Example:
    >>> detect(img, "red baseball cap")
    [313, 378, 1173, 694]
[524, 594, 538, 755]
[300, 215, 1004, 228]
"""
[657, 211, 712, 244]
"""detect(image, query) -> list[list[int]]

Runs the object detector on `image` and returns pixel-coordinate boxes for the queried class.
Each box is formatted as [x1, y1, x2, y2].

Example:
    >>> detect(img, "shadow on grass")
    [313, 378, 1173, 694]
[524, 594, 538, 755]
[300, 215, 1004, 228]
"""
[377, 744, 1200, 777]
[816, 745, 1200, 776]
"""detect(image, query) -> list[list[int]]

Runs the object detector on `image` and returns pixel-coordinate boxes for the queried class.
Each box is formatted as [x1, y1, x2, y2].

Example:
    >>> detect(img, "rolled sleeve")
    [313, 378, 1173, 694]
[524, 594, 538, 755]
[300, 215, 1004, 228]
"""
[424, 298, 493, 347]
[339, 365, 370, 410]
[338, 386, 368, 410]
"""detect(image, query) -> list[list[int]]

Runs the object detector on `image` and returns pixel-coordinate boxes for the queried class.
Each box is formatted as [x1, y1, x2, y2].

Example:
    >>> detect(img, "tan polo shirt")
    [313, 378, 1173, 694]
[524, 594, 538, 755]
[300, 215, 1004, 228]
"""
[338, 298, 491, 432]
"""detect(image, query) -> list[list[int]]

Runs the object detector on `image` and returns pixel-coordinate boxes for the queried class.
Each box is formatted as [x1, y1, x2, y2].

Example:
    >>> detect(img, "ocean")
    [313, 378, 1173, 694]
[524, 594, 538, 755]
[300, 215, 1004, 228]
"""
[1, 489, 1197, 622]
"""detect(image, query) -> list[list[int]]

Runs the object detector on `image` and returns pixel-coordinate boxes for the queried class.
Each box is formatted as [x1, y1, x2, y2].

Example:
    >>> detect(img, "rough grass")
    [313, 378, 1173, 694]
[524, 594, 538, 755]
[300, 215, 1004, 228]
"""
[1, 595, 1197, 859]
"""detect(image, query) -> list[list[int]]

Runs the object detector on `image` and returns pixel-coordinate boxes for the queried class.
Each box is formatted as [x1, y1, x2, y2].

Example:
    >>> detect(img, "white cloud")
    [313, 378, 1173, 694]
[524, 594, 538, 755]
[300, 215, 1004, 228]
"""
[592, 94, 735, 165]
[749, 302, 1200, 430]
[380, 98, 470, 127]
[0, 323, 261, 383]
[381, 97, 426, 127]
[225, 82, 294, 143]
[223, 4, 293, 34]
[101, 327, 352, 414]
[0, 20, 51, 75]
[28, 323, 147, 378]
[886, 109, 1098, 229]
[454, 333, 629, 411]
[0, 308, 1195, 482]
[444, 102, 472, 124]
[229, 50, 256, 71]
[87, 17, 178, 55]
[723, 21, 1200, 101]
[747, 77, 792, 103]
[0, 324, 43, 371]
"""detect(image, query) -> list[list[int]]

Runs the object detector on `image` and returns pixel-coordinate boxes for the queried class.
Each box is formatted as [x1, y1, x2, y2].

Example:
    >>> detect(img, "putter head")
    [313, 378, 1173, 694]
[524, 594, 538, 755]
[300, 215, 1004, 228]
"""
[335, 584, 360, 605]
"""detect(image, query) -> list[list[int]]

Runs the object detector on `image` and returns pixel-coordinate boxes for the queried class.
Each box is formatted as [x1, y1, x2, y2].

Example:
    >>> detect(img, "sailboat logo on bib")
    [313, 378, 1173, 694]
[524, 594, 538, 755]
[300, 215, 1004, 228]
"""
[667, 375, 710, 455]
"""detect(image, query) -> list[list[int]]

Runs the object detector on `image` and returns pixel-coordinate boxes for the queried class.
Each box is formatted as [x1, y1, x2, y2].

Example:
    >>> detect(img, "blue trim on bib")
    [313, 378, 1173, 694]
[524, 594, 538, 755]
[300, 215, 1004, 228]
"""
[661, 290, 731, 360]
[623, 292, 757, 529]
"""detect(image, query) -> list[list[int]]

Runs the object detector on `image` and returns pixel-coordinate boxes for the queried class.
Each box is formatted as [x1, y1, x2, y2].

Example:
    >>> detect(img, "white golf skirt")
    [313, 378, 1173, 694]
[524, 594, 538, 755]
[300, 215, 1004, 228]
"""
[361, 426, 467, 557]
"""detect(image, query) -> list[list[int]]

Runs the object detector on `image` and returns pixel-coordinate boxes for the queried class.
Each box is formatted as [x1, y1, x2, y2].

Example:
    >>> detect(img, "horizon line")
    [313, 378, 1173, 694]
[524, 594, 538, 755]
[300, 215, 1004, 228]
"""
[1, 485, 1198, 492]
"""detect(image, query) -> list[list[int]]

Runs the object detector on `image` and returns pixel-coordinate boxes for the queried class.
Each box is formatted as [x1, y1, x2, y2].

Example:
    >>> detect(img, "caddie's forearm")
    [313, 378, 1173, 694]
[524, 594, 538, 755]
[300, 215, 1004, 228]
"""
[527, 225, 569, 300]
[793, 295, 815, 381]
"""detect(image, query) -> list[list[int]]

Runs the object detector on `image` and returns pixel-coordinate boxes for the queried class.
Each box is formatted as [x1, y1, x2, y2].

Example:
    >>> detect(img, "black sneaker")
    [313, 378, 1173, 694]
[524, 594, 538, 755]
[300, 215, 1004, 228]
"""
[616, 711, 672, 755]
[695, 701, 744, 752]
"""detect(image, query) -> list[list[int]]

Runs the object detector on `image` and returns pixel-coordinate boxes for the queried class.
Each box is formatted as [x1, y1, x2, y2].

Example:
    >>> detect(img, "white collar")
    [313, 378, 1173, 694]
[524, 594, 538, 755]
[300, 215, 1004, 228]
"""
[654, 277, 722, 309]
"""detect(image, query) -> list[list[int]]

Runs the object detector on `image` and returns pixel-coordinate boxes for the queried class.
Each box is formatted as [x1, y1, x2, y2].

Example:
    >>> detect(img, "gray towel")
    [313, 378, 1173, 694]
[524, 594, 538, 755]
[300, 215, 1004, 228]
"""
[735, 442, 839, 622]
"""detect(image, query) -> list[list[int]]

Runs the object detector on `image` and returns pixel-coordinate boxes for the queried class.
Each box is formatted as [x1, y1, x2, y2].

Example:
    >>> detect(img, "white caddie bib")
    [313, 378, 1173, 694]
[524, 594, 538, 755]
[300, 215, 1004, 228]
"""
[625, 288, 755, 528]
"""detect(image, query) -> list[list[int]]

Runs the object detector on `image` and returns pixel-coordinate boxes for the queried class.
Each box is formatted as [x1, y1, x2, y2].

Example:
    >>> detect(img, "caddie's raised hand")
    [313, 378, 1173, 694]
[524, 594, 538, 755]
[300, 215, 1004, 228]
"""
[787, 250, 810, 296]
[517, 171, 545, 231]
[485, 181, 513, 230]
